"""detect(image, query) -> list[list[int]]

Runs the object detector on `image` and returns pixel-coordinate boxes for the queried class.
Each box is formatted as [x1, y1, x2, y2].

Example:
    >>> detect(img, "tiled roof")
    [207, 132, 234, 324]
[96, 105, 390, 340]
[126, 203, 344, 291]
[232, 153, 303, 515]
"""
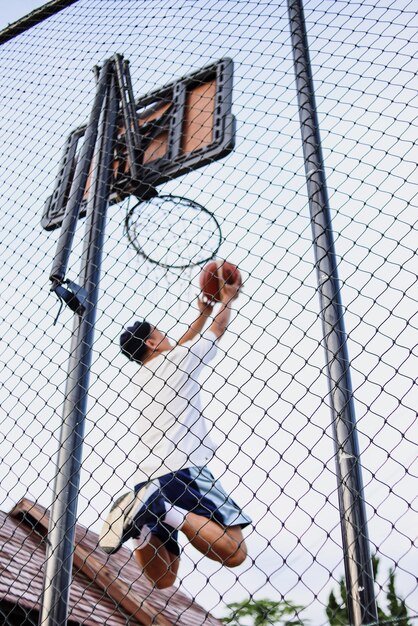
[0, 499, 222, 626]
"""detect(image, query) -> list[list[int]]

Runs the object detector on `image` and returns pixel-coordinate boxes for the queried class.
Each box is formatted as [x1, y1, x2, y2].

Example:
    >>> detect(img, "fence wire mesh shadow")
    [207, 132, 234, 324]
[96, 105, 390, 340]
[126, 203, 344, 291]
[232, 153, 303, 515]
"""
[0, 1, 416, 626]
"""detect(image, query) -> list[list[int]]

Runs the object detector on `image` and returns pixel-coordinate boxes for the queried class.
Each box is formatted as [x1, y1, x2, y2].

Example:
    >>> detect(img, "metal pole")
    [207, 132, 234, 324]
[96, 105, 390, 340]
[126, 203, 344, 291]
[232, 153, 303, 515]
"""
[40, 69, 119, 626]
[287, 2, 378, 625]
[50, 60, 111, 286]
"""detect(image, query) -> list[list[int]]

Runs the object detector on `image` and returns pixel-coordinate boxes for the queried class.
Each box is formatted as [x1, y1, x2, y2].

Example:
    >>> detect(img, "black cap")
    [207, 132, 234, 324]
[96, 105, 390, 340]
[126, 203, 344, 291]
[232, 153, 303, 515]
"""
[120, 320, 152, 363]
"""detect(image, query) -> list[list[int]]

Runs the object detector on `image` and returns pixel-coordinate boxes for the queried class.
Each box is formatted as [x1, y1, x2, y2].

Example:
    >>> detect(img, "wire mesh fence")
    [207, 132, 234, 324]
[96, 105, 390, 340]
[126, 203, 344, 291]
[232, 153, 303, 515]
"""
[0, 1, 416, 625]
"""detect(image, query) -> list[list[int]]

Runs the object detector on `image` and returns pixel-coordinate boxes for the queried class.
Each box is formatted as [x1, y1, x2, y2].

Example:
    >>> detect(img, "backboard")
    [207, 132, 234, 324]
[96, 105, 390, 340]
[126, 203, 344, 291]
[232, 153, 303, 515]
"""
[41, 58, 235, 230]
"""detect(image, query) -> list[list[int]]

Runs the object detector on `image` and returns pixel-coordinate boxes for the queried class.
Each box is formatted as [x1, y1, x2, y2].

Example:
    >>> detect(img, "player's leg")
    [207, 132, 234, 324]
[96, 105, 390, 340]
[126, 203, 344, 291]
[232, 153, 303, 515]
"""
[159, 466, 251, 568]
[181, 514, 247, 566]
[133, 526, 180, 589]
[99, 467, 251, 575]
[99, 479, 169, 555]
[100, 488, 181, 588]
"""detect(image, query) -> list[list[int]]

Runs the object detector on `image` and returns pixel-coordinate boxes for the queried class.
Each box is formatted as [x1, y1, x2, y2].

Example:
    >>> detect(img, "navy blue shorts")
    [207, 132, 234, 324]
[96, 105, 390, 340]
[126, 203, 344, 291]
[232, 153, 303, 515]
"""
[135, 466, 251, 557]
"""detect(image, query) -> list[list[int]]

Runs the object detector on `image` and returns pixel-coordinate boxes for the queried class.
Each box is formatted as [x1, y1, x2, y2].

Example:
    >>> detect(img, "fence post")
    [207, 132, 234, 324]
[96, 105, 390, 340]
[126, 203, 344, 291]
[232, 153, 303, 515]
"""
[287, 1, 378, 624]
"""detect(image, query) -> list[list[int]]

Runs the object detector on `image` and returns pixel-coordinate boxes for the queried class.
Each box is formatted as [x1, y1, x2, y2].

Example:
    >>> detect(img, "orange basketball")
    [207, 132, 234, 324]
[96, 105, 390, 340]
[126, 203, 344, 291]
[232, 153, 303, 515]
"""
[199, 260, 242, 302]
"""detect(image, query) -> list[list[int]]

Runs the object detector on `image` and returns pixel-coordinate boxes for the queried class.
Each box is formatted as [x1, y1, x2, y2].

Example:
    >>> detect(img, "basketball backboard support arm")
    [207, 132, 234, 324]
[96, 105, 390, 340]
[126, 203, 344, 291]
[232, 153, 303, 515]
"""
[41, 55, 235, 626]
[49, 59, 112, 287]
[113, 55, 141, 181]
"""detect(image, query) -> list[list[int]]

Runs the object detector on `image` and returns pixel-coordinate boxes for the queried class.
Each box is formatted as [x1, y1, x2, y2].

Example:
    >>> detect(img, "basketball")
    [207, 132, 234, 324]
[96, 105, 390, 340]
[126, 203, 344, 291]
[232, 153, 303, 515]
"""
[199, 260, 242, 302]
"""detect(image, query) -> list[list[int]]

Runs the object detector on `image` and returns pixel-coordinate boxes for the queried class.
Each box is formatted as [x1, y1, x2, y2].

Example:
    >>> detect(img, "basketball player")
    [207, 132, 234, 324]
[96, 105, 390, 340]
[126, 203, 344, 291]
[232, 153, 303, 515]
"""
[99, 276, 251, 588]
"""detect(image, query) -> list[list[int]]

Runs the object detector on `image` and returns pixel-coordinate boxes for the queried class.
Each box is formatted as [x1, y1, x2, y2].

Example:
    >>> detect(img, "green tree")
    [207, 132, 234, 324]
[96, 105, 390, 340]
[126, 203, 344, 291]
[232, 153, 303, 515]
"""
[222, 598, 306, 626]
[326, 556, 411, 626]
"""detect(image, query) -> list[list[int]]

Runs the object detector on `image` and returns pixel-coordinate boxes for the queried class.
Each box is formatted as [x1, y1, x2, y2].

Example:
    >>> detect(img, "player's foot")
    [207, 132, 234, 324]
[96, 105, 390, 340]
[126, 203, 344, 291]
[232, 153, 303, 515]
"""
[99, 483, 165, 554]
[99, 491, 137, 554]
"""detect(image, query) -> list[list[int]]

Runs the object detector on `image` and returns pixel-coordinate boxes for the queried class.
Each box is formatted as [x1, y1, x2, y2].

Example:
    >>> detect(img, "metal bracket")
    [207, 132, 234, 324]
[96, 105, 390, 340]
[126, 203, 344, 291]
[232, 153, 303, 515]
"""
[52, 280, 88, 323]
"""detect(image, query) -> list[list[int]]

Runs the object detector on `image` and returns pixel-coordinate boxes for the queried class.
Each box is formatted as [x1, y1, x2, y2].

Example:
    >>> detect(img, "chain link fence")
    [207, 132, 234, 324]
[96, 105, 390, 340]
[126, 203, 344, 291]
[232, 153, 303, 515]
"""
[0, 1, 416, 625]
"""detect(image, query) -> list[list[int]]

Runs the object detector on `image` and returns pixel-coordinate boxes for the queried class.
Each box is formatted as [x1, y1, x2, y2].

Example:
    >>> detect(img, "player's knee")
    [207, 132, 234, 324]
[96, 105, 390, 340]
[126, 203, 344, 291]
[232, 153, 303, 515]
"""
[153, 571, 177, 589]
[144, 566, 177, 589]
[134, 548, 178, 588]
[223, 544, 247, 567]
[218, 535, 247, 567]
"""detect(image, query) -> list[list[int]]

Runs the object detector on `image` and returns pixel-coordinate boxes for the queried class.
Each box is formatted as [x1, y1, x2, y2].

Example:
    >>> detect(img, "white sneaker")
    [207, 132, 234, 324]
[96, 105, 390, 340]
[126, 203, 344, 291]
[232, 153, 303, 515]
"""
[99, 491, 136, 554]
[99, 483, 160, 554]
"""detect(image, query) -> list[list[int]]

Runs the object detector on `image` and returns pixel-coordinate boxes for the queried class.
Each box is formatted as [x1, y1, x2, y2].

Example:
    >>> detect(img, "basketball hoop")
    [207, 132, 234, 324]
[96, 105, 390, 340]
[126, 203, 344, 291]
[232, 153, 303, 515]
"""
[124, 194, 223, 269]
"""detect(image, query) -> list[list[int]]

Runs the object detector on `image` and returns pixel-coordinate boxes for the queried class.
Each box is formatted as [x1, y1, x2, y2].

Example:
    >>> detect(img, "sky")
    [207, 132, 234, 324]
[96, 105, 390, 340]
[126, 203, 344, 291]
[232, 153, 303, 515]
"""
[0, 1, 416, 624]
[0, 0, 47, 30]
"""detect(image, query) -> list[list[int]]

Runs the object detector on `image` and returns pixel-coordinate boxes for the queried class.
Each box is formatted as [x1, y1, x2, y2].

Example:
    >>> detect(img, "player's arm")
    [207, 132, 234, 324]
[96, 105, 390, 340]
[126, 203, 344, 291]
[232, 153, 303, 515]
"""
[208, 281, 240, 340]
[177, 297, 215, 345]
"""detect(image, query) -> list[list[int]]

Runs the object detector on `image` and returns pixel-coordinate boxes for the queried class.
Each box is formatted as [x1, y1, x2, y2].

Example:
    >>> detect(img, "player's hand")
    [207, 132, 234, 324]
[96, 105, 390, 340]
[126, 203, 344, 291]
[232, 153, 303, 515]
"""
[221, 280, 241, 304]
[197, 294, 215, 316]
